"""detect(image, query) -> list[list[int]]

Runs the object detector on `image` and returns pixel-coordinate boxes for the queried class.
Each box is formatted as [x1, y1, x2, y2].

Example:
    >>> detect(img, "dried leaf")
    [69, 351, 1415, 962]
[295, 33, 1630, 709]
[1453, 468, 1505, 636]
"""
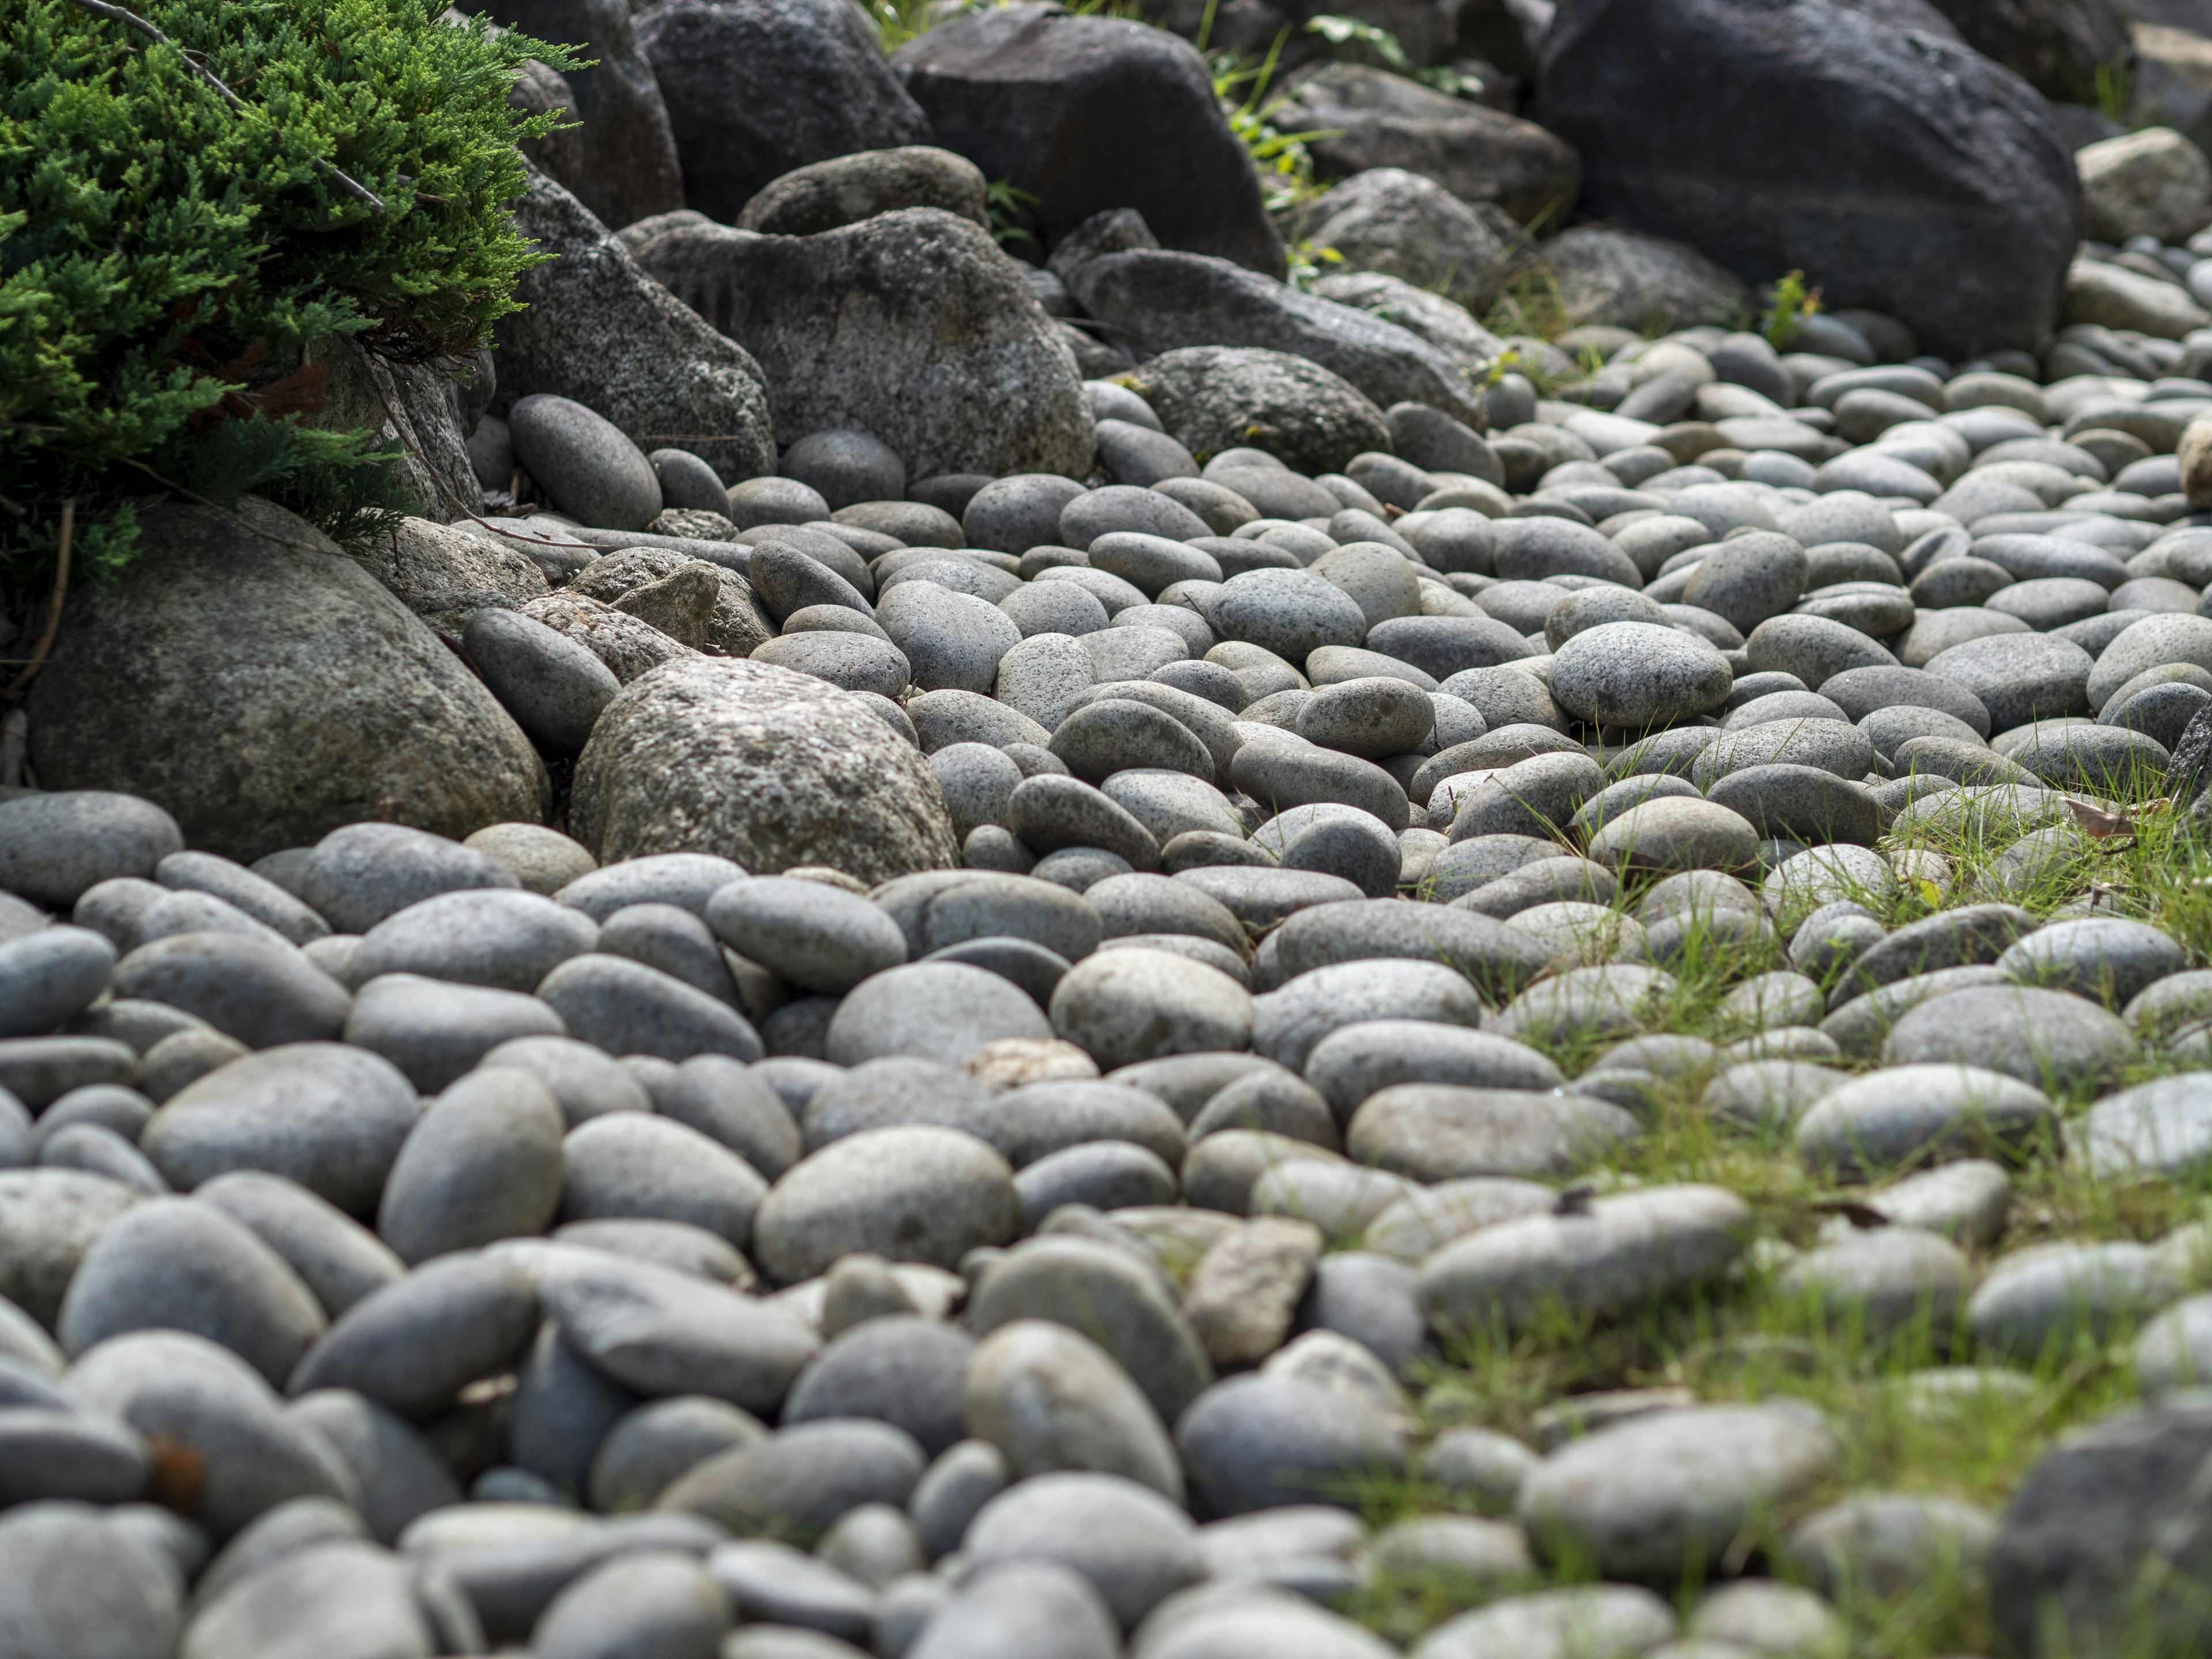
[145, 1434, 206, 1511]
[2065, 797, 2134, 840]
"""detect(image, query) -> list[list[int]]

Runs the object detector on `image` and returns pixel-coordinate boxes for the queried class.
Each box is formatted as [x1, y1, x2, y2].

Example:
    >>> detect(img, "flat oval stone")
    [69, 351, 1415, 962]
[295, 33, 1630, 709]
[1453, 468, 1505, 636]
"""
[1346, 1085, 1636, 1181]
[824, 963, 1052, 1067]
[538, 956, 763, 1065]
[1794, 1063, 2056, 1180]
[1175, 1374, 1407, 1520]
[962, 1319, 1184, 1499]
[141, 1044, 417, 1215]
[1548, 621, 1733, 728]
[1518, 1403, 1836, 1580]
[112, 934, 349, 1050]
[1416, 1185, 1751, 1336]
[1881, 984, 2136, 1092]
[1998, 917, 2186, 1009]
[57, 1195, 325, 1387]
[752, 1126, 1020, 1283]
[1781, 1224, 1974, 1335]
[964, 1469, 1204, 1624]
[0, 791, 184, 908]
[705, 877, 908, 994]
[540, 1249, 817, 1414]
[1923, 632, 2094, 732]
[288, 1252, 540, 1417]
[1586, 798, 1760, 874]
[69, 1328, 358, 1539]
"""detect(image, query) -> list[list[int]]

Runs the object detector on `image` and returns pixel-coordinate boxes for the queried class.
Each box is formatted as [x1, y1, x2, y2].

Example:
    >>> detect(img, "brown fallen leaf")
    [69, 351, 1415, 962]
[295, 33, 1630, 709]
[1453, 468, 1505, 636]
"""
[2065, 797, 2134, 839]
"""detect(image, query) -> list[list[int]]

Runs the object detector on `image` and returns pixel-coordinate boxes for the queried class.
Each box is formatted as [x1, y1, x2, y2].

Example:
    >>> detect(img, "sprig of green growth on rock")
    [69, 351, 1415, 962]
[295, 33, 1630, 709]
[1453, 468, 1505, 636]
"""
[983, 177, 1039, 247]
[1759, 268, 1823, 350]
[1, 0, 575, 573]
[1210, 24, 1336, 213]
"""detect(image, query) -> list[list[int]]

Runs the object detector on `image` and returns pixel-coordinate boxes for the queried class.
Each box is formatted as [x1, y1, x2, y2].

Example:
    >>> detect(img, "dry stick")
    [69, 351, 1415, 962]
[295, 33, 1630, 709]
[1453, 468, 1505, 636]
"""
[67, 0, 387, 215]
[2, 500, 73, 702]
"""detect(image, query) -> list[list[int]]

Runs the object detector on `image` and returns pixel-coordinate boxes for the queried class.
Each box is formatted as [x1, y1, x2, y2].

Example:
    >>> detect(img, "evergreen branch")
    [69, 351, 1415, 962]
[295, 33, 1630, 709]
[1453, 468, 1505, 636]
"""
[66, 0, 389, 215]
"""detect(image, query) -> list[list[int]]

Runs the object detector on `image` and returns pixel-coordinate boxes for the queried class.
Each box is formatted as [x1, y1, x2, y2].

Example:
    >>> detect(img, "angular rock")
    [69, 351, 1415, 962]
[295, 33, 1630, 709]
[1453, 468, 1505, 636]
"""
[497, 168, 775, 483]
[628, 209, 1092, 480]
[635, 0, 930, 221]
[1284, 63, 1583, 226]
[892, 6, 1282, 276]
[1070, 251, 1482, 425]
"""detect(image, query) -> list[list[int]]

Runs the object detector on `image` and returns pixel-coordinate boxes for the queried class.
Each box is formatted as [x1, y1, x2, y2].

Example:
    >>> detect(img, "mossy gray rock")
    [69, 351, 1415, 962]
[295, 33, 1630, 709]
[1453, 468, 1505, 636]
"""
[28, 499, 548, 864]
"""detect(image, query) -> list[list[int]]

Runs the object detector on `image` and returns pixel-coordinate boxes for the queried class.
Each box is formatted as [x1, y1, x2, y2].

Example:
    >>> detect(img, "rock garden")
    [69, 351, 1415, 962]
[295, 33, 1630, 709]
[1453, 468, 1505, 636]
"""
[18, 0, 2212, 1654]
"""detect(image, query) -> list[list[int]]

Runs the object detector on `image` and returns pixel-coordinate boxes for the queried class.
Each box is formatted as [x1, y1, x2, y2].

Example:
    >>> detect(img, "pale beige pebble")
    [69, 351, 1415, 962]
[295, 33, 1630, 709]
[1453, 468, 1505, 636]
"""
[463, 823, 597, 895]
[963, 1037, 1100, 1093]
[1182, 1217, 1323, 1366]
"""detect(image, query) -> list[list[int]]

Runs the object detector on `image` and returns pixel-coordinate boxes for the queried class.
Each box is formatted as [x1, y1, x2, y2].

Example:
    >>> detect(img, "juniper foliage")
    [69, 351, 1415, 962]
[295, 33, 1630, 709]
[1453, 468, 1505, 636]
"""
[0, 0, 574, 568]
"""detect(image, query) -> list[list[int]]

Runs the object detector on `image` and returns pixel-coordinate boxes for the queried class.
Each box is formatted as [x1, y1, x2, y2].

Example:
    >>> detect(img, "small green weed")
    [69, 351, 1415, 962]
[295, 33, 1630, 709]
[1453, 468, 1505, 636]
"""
[984, 177, 1039, 247]
[1760, 269, 1823, 350]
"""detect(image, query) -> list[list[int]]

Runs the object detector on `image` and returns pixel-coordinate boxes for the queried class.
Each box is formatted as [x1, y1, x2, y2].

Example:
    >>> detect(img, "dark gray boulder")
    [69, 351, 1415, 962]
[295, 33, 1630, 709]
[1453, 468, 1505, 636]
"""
[1919, 0, 2133, 104]
[26, 499, 548, 863]
[1533, 0, 2082, 357]
[570, 656, 960, 882]
[482, 0, 687, 229]
[494, 167, 777, 483]
[1990, 1397, 2212, 1658]
[1128, 347, 1393, 475]
[626, 207, 1094, 479]
[1281, 62, 1584, 226]
[1069, 250, 1483, 424]
[892, 2, 1284, 277]
[636, 0, 931, 222]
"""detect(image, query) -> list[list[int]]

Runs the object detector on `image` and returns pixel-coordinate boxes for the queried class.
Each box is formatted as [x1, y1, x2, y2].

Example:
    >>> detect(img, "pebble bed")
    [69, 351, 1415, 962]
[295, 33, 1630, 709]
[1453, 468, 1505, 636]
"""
[22, 226, 2212, 1658]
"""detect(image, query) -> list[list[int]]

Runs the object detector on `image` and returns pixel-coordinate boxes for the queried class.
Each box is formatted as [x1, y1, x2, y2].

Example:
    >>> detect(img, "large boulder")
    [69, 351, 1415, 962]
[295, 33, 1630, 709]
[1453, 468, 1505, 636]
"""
[635, 0, 931, 223]
[625, 207, 1094, 479]
[1127, 347, 1393, 474]
[569, 657, 960, 882]
[1287, 168, 1510, 313]
[1068, 249, 1484, 423]
[480, 0, 686, 229]
[1280, 62, 1584, 225]
[494, 168, 777, 483]
[892, 3, 1285, 278]
[26, 499, 548, 862]
[1919, 0, 2133, 104]
[1533, 0, 2082, 358]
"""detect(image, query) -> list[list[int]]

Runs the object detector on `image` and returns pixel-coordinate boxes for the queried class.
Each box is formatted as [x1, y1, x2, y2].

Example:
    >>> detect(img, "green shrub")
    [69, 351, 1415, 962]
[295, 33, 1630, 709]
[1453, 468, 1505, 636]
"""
[0, 0, 574, 571]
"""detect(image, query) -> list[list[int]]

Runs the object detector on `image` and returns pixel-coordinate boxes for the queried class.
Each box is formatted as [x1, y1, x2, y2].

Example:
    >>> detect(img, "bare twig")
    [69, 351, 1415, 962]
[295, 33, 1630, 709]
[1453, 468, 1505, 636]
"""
[68, 0, 388, 215]
[2, 499, 73, 702]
